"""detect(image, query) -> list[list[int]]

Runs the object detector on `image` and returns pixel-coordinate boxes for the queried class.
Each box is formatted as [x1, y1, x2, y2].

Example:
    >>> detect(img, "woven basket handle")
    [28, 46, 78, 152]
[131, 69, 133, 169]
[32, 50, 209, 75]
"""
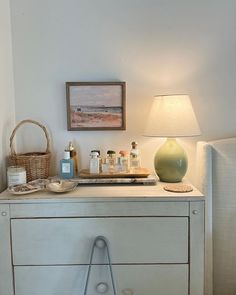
[10, 119, 50, 155]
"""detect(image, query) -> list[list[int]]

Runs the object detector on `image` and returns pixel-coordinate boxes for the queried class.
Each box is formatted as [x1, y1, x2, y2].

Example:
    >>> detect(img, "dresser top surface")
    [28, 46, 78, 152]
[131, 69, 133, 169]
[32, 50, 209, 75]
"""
[0, 182, 204, 204]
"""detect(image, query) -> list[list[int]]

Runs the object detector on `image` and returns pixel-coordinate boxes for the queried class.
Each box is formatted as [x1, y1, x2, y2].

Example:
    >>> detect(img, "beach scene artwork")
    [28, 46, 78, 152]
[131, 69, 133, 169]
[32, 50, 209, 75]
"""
[68, 83, 125, 129]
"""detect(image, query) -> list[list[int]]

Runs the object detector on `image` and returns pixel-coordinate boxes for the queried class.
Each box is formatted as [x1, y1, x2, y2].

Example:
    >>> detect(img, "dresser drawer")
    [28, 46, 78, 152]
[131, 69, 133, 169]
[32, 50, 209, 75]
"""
[11, 217, 188, 265]
[14, 265, 188, 295]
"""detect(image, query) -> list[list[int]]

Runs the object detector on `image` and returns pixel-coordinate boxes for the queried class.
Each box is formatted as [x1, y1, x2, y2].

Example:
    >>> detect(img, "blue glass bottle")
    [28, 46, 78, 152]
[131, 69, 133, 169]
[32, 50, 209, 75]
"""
[60, 151, 74, 179]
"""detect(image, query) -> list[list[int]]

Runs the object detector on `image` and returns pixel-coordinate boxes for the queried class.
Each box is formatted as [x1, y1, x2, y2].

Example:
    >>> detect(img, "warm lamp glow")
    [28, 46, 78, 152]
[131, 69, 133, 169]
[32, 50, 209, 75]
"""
[144, 94, 201, 137]
[144, 94, 201, 183]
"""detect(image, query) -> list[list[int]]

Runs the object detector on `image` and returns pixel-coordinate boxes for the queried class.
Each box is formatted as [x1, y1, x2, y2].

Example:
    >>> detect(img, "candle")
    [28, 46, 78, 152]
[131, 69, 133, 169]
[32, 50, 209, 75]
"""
[7, 166, 26, 186]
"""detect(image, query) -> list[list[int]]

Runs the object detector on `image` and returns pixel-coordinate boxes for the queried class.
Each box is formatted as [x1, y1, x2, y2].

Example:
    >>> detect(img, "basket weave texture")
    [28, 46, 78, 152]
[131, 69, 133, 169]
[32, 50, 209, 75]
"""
[8, 119, 51, 182]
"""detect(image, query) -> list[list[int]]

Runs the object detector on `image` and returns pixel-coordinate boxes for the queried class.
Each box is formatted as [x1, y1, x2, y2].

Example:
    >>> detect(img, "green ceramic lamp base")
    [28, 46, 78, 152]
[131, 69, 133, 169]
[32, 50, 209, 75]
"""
[154, 138, 187, 183]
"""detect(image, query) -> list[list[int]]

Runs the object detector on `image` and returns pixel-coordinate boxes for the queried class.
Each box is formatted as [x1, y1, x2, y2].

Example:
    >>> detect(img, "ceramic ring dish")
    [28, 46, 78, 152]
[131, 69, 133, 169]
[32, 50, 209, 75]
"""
[46, 180, 77, 193]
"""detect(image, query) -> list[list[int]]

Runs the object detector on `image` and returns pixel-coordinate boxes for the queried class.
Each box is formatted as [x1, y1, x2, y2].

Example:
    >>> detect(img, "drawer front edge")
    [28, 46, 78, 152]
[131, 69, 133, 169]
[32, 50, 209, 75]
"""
[10, 201, 189, 218]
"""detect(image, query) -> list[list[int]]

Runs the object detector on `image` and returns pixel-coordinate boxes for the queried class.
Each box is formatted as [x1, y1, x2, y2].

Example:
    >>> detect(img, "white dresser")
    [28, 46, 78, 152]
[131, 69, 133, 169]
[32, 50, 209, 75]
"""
[0, 183, 204, 295]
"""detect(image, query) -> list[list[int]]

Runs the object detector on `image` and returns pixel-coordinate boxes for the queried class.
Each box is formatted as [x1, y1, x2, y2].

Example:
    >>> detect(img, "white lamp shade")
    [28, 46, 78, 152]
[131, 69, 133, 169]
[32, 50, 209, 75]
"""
[144, 94, 201, 137]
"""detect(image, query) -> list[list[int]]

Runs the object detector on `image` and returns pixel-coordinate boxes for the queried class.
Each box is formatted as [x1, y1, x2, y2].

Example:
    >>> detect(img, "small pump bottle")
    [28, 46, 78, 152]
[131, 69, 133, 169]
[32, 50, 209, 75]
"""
[60, 150, 74, 179]
[90, 151, 100, 174]
[68, 142, 79, 176]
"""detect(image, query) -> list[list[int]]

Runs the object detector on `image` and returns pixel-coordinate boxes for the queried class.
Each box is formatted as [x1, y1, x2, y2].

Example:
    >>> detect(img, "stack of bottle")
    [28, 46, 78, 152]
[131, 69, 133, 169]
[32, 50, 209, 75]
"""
[89, 141, 141, 174]
[59, 141, 141, 178]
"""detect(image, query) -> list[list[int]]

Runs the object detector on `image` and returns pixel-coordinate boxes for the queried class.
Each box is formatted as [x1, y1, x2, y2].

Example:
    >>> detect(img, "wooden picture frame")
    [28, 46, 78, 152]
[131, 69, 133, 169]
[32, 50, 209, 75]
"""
[66, 82, 126, 131]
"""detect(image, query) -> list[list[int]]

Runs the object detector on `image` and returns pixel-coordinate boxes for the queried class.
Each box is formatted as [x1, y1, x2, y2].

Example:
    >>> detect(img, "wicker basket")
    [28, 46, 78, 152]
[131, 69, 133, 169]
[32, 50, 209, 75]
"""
[8, 119, 51, 182]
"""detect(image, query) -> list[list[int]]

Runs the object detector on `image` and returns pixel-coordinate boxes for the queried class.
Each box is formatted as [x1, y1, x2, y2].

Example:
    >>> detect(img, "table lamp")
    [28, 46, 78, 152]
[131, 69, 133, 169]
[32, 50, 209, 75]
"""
[144, 94, 201, 182]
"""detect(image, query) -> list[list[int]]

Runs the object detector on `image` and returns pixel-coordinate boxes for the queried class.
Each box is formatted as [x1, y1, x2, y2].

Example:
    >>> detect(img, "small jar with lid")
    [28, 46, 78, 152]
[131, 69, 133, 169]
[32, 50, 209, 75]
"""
[7, 166, 27, 187]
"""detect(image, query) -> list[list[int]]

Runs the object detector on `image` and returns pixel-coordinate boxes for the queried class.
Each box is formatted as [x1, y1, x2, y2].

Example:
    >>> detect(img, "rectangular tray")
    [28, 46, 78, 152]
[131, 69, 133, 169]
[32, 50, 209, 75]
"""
[71, 175, 157, 185]
[79, 168, 150, 178]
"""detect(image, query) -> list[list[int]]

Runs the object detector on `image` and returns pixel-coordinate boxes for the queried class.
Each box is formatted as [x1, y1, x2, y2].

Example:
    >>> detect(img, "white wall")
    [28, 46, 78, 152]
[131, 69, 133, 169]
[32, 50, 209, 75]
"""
[10, 0, 236, 181]
[0, 0, 15, 191]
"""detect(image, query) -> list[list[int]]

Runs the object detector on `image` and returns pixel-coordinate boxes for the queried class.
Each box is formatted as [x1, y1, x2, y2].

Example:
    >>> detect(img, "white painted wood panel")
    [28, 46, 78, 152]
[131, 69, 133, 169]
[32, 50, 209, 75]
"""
[0, 183, 203, 203]
[9, 201, 189, 218]
[190, 201, 204, 295]
[11, 217, 188, 265]
[14, 264, 188, 295]
[0, 205, 14, 295]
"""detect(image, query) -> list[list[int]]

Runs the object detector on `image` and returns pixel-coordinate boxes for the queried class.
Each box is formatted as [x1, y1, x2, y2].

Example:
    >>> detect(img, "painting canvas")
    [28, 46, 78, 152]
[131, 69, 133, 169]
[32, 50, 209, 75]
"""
[66, 82, 126, 130]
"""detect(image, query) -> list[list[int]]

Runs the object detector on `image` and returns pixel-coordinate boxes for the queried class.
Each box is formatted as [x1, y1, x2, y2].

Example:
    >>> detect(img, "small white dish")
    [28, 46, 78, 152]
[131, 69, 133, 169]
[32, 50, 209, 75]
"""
[8, 178, 50, 195]
[46, 180, 77, 193]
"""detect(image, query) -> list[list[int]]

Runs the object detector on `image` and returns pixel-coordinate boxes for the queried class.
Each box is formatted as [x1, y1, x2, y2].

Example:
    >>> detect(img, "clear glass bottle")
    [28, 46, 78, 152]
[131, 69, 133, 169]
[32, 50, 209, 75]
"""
[89, 151, 100, 174]
[119, 150, 129, 172]
[91, 150, 101, 172]
[130, 141, 141, 170]
[106, 150, 116, 173]
[60, 150, 74, 179]
[115, 157, 123, 172]
[101, 158, 110, 173]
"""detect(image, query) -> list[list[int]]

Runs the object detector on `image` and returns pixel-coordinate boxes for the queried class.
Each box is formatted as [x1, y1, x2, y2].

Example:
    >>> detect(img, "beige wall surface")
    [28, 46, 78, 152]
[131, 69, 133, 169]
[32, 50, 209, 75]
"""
[7, 0, 236, 182]
[0, 0, 15, 191]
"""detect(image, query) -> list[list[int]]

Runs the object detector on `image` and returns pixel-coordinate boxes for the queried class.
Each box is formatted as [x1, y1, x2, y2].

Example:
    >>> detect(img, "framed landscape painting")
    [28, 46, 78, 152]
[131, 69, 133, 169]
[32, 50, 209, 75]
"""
[66, 82, 126, 131]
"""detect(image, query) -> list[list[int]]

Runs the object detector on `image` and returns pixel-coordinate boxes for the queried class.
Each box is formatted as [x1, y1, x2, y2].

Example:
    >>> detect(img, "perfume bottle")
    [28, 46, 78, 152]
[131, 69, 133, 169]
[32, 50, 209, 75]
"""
[60, 150, 74, 179]
[89, 151, 100, 174]
[119, 150, 129, 172]
[101, 158, 110, 173]
[115, 157, 123, 172]
[91, 149, 101, 172]
[106, 150, 116, 173]
[130, 141, 141, 170]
